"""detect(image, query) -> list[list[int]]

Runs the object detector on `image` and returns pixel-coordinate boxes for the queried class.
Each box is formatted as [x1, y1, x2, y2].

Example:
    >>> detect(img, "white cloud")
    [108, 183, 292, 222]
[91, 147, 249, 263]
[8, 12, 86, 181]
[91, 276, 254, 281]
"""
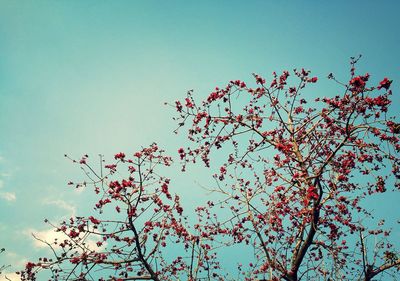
[0, 192, 16, 202]
[26, 228, 66, 249]
[25, 227, 104, 252]
[4, 251, 27, 268]
[0, 272, 20, 281]
[42, 199, 76, 217]
[0, 251, 27, 281]
[0, 172, 16, 201]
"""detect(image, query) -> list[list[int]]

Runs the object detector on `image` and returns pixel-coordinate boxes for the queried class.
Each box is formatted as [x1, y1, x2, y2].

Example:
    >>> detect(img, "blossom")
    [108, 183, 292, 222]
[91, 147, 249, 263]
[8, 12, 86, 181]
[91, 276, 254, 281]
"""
[349, 76, 366, 90]
[255, 74, 265, 84]
[349, 73, 369, 92]
[25, 262, 36, 270]
[175, 100, 183, 112]
[178, 147, 186, 159]
[89, 216, 101, 224]
[306, 186, 318, 200]
[114, 152, 125, 160]
[70, 257, 81, 264]
[69, 229, 79, 238]
[377, 77, 392, 90]
[185, 98, 194, 108]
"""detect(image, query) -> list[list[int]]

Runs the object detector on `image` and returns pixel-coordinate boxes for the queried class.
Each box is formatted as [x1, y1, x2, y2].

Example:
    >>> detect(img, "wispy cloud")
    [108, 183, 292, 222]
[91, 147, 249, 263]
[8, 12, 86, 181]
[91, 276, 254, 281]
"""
[0, 170, 16, 202]
[0, 192, 16, 202]
[25, 228, 66, 249]
[0, 173, 11, 178]
[0, 272, 20, 281]
[0, 251, 27, 281]
[3, 251, 27, 268]
[42, 199, 76, 217]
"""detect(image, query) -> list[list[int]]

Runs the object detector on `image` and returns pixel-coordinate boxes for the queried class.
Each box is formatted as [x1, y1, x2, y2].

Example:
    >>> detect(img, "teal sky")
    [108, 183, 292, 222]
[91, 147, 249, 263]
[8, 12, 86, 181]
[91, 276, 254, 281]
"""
[0, 1, 400, 279]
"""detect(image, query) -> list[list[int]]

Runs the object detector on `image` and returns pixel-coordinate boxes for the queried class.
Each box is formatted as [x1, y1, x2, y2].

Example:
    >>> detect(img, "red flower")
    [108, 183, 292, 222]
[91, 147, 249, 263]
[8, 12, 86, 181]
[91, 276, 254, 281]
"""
[350, 76, 366, 89]
[25, 262, 36, 270]
[220, 166, 227, 174]
[349, 73, 369, 92]
[178, 147, 186, 159]
[69, 229, 79, 238]
[306, 186, 318, 200]
[114, 152, 125, 160]
[89, 216, 101, 225]
[185, 98, 194, 108]
[70, 257, 81, 264]
[255, 75, 265, 85]
[175, 100, 183, 112]
[377, 77, 392, 90]
[161, 183, 169, 194]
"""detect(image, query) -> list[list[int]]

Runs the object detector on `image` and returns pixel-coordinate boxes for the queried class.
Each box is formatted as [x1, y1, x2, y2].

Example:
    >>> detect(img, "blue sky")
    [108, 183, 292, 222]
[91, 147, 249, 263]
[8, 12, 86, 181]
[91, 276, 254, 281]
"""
[0, 1, 399, 279]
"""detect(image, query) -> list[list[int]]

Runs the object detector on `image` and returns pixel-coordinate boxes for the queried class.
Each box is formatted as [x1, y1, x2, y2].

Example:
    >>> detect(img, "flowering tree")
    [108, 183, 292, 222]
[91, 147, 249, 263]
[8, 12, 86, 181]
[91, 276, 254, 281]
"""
[20, 145, 216, 281]
[21, 58, 400, 281]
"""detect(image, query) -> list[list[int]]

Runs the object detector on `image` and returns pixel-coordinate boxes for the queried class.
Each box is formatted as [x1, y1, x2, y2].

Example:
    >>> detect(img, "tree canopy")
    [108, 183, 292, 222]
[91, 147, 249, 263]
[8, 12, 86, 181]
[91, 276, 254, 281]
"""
[19, 58, 400, 281]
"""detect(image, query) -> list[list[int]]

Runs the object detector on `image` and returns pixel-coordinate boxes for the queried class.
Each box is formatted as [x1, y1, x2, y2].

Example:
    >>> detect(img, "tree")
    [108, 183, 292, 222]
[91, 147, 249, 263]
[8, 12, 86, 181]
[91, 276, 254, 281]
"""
[0, 248, 10, 275]
[20, 58, 400, 280]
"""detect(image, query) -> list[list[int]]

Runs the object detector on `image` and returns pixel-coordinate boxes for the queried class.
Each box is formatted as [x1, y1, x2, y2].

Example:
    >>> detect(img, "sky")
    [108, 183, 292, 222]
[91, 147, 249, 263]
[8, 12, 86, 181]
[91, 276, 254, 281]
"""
[0, 1, 400, 279]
